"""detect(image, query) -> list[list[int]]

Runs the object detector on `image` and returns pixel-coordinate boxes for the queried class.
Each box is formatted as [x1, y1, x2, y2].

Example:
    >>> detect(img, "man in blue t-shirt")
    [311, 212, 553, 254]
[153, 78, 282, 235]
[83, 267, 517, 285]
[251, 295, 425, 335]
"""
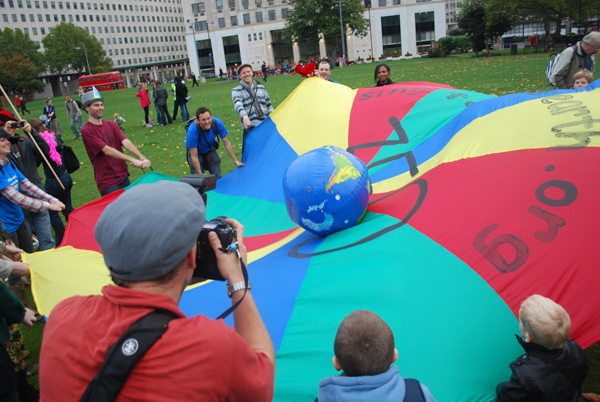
[185, 107, 244, 179]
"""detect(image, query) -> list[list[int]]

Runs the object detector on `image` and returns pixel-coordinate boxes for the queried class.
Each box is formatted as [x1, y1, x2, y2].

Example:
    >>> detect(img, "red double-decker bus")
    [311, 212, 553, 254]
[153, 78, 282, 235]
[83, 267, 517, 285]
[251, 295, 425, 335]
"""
[78, 72, 125, 91]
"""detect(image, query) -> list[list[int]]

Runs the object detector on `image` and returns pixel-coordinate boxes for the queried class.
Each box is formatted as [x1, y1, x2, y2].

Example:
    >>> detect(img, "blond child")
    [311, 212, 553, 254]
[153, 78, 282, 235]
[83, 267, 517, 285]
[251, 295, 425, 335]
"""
[113, 113, 126, 132]
[496, 295, 589, 402]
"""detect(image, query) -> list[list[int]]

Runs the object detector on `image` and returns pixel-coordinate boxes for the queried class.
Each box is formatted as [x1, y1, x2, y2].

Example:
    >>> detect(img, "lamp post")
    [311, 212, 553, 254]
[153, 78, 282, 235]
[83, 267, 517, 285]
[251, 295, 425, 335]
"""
[77, 43, 91, 75]
[336, 0, 346, 68]
[368, 3, 373, 59]
[187, 18, 202, 77]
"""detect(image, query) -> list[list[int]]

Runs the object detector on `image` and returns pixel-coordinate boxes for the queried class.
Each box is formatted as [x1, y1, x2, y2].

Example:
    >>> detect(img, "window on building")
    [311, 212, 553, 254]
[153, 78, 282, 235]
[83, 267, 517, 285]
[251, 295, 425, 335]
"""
[91, 26, 94, 32]
[35, 0, 39, 7]
[109, 49, 112, 55]
[68, 13, 71, 20]
[81, 13, 84, 19]
[32, 27, 37, 34]
[28, 12, 32, 19]
[393, 0, 399, 3]
[17, 0, 22, 7]
[75, 13, 78, 19]
[23, 27, 28, 34]
[44, 12, 48, 19]
[26, 0, 31, 6]
[100, 38, 103, 43]
[218, 16, 224, 27]
[60, 13, 64, 19]
[247, 33, 251, 41]
[415, 11, 434, 51]
[231, 15, 237, 25]
[281, 7, 287, 18]
[228, 0, 234, 7]
[242, 0, 247, 5]
[191, 1, 203, 13]
[43, 0, 46, 6]
[379, 0, 384, 5]
[255, 11, 261, 22]
[216, 0, 222, 9]
[381, 15, 401, 56]
[243, 13, 249, 24]
[36, 12, 40, 19]
[41, 27, 45, 34]
[58, 1, 61, 7]
[259, 32, 262, 40]
[66, 1, 69, 8]
[268, 9, 274, 20]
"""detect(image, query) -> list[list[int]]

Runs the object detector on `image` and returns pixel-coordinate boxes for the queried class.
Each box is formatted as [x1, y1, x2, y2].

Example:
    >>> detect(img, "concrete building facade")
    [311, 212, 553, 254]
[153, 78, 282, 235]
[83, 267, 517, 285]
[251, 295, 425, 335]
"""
[181, 0, 446, 76]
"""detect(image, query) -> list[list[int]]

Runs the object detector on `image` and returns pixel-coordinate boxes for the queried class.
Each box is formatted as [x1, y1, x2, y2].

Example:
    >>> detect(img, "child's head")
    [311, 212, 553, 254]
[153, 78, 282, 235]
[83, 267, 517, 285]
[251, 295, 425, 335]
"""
[519, 294, 570, 349]
[114, 113, 119, 119]
[573, 69, 593, 89]
[333, 310, 397, 377]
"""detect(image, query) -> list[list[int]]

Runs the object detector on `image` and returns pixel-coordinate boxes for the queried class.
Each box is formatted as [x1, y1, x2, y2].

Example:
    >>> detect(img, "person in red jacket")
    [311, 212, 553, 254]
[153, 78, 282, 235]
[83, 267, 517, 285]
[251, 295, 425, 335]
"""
[136, 83, 152, 127]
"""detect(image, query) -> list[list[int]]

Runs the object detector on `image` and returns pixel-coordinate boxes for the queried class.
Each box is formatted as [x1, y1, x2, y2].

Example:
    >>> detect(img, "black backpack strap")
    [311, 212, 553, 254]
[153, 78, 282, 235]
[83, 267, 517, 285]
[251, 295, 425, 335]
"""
[211, 118, 220, 145]
[79, 309, 178, 402]
[403, 378, 426, 402]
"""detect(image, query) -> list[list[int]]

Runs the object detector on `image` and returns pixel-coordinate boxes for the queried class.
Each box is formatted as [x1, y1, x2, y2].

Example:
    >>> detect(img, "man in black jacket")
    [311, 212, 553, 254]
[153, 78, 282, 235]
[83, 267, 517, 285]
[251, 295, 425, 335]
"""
[172, 76, 190, 122]
[0, 109, 55, 252]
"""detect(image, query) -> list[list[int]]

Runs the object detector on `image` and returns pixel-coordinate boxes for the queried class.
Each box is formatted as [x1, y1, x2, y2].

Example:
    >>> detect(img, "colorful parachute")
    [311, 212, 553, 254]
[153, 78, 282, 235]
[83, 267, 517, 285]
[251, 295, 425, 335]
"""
[26, 78, 600, 402]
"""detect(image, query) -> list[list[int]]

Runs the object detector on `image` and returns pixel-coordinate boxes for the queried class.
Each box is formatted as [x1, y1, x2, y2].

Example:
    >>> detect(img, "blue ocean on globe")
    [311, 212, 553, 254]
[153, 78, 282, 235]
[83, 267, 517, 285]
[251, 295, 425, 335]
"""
[283, 146, 370, 236]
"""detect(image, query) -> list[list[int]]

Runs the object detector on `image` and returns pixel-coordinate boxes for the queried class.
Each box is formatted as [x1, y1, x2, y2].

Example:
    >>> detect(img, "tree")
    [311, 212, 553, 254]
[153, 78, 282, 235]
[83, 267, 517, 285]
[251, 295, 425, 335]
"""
[42, 22, 112, 75]
[0, 28, 45, 69]
[0, 54, 45, 95]
[480, 0, 600, 45]
[285, 0, 369, 59]
[457, 0, 513, 55]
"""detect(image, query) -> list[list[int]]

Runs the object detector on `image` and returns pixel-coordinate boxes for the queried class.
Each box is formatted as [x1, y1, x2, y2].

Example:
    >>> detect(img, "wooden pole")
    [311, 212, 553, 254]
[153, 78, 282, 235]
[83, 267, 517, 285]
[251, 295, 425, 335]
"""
[0, 85, 65, 190]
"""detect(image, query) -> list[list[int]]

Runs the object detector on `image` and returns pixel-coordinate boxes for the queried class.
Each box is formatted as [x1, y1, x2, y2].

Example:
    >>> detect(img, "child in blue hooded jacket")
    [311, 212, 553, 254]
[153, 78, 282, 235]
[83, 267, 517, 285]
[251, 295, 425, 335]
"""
[316, 310, 437, 402]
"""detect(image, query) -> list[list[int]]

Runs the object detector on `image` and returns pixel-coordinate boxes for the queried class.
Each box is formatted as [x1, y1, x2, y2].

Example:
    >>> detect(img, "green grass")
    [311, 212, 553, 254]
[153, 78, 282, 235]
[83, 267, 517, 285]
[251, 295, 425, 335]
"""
[16, 52, 600, 395]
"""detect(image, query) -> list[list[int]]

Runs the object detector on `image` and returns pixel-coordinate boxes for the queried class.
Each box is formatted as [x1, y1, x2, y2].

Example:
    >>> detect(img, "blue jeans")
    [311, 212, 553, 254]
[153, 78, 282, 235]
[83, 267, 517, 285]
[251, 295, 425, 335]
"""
[45, 172, 74, 245]
[100, 176, 131, 196]
[70, 114, 82, 137]
[158, 104, 172, 125]
[154, 104, 163, 125]
[187, 148, 222, 179]
[24, 209, 55, 251]
[179, 103, 190, 121]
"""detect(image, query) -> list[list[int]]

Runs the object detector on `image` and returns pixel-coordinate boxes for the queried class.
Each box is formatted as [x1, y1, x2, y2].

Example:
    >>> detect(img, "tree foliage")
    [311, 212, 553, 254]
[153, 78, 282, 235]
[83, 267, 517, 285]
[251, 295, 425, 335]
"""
[42, 22, 112, 74]
[0, 28, 45, 69]
[0, 54, 45, 95]
[478, 0, 600, 45]
[285, 0, 369, 58]
[457, 0, 513, 55]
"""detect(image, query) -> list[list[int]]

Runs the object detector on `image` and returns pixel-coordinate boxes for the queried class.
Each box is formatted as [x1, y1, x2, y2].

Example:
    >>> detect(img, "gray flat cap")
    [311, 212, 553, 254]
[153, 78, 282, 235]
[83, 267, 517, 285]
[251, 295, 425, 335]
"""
[95, 180, 206, 281]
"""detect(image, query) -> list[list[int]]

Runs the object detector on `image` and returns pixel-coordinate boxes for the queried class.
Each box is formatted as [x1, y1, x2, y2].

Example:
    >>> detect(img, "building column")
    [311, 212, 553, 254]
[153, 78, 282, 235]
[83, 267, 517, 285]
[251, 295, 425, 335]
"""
[319, 34, 327, 59]
[135, 70, 140, 84]
[346, 35, 355, 61]
[293, 42, 300, 63]
[266, 31, 275, 66]
[184, 61, 189, 78]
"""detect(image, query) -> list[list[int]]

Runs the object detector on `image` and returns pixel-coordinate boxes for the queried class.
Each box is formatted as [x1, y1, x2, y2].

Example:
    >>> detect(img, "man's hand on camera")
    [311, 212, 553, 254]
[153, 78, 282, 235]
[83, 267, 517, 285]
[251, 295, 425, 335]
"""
[208, 218, 247, 284]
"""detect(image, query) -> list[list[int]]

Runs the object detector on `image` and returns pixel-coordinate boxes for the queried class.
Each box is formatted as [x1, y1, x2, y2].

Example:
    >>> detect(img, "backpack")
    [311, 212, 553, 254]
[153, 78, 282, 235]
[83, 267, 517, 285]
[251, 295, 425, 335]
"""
[75, 99, 83, 109]
[184, 118, 220, 150]
[546, 46, 578, 86]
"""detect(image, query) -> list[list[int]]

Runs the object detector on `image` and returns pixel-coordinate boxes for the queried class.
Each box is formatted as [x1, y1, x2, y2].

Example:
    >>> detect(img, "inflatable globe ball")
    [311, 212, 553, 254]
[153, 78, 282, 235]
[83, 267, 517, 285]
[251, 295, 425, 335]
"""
[283, 146, 370, 236]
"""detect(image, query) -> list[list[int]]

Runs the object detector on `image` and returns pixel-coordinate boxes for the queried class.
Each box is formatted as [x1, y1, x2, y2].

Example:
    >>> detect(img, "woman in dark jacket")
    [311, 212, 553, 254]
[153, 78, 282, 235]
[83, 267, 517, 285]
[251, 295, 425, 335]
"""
[374, 64, 394, 87]
[28, 118, 74, 245]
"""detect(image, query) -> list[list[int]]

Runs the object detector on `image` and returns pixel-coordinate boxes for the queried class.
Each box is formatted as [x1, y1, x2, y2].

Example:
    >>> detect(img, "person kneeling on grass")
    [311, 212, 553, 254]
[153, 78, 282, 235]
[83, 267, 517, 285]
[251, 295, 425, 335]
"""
[496, 294, 589, 402]
[186, 107, 244, 179]
[316, 310, 437, 402]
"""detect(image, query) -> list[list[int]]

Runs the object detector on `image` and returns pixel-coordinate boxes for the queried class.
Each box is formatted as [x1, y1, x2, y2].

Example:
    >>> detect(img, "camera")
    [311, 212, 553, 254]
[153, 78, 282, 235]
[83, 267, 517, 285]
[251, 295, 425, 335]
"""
[180, 173, 216, 207]
[9, 121, 24, 129]
[193, 216, 237, 281]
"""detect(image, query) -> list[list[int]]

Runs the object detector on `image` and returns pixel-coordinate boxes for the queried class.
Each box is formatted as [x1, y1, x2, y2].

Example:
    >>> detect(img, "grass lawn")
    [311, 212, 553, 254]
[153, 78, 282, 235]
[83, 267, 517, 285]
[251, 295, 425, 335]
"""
[14, 51, 599, 394]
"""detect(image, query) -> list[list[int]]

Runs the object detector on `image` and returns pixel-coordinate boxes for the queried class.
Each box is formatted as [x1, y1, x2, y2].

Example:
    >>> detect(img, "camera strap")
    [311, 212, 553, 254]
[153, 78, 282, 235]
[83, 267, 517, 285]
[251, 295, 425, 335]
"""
[79, 309, 178, 402]
[216, 242, 249, 320]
